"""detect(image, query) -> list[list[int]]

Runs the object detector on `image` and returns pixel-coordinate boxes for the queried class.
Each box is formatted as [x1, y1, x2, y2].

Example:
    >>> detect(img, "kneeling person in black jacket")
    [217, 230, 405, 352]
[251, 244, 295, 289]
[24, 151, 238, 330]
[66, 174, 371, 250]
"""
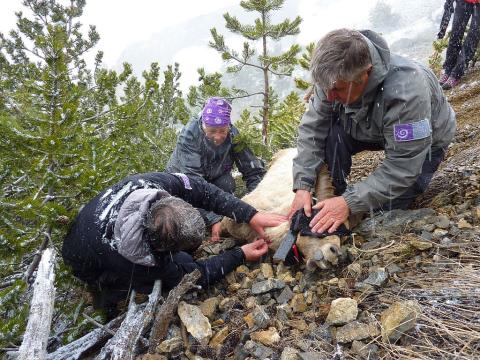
[62, 172, 286, 316]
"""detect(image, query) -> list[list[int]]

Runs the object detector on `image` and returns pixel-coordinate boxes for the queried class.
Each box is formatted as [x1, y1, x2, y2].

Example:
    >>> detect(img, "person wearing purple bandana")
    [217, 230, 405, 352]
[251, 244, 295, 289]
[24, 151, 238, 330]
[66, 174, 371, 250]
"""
[166, 97, 266, 241]
[288, 29, 456, 234]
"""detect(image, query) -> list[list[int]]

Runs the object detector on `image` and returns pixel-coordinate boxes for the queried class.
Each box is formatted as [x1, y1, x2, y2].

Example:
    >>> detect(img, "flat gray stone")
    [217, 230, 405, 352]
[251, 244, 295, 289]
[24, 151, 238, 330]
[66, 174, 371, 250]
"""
[251, 278, 285, 294]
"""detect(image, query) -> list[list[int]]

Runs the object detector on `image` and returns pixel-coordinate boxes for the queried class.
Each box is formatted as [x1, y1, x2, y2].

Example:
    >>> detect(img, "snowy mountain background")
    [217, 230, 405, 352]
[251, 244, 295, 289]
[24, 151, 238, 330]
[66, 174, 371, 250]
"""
[114, 0, 445, 115]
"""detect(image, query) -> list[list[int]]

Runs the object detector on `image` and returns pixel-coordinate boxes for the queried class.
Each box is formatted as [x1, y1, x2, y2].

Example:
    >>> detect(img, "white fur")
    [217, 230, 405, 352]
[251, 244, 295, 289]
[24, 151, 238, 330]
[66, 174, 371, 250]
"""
[221, 148, 343, 268]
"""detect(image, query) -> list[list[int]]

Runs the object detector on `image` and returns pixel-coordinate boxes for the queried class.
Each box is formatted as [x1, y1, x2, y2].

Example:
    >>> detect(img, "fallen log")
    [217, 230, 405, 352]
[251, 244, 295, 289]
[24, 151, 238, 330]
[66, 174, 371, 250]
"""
[18, 248, 56, 360]
[148, 269, 201, 353]
[96, 280, 162, 360]
[46, 315, 125, 360]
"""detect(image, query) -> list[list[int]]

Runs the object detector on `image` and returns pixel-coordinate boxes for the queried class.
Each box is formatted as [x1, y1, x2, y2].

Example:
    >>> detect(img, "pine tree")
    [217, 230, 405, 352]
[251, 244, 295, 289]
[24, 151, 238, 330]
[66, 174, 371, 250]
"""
[0, 0, 181, 344]
[209, 0, 302, 144]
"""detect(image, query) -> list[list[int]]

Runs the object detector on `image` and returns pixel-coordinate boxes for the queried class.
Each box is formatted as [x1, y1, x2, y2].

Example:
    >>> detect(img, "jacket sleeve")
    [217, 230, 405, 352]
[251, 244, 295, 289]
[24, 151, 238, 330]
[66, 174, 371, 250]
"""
[293, 85, 335, 192]
[197, 208, 223, 227]
[231, 129, 266, 192]
[163, 173, 258, 224]
[158, 248, 245, 290]
[342, 69, 433, 214]
[171, 123, 205, 178]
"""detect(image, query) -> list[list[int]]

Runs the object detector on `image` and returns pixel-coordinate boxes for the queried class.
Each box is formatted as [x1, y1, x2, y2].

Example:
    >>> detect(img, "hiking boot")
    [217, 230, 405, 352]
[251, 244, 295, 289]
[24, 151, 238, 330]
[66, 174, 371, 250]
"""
[442, 76, 460, 90]
[438, 71, 449, 85]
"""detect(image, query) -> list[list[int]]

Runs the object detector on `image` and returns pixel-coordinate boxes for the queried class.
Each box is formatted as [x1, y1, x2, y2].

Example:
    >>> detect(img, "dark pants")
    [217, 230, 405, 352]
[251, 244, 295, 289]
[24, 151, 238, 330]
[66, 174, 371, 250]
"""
[325, 120, 445, 211]
[444, 1, 480, 79]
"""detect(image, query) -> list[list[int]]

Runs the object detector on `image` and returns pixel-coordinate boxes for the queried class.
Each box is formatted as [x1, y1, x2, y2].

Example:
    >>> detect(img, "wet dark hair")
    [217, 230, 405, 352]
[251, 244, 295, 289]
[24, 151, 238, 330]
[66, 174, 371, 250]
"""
[145, 196, 205, 253]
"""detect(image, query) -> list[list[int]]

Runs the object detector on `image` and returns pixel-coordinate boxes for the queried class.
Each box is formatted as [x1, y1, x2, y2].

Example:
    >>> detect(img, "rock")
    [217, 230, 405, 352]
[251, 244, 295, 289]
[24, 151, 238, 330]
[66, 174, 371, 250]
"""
[299, 352, 324, 360]
[287, 319, 308, 331]
[434, 215, 450, 229]
[245, 296, 258, 309]
[253, 305, 270, 329]
[335, 321, 380, 343]
[433, 228, 449, 238]
[243, 312, 255, 328]
[251, 278, 285, 294]
[240, 276, 253, 289]
[290, 293, 307, 313]
[276, 286, 294, 304]
[347, 262, 363, 278]
[326, 298, 358, 325]
[386, 263, 402, 275]
[351, 340, 379, 359]
[327, 277, 339, 286]
[362, 268, 388, 287]
[236, 264, 250, 274]
[200, 297, 219, 319]
[137, 354, 168, 360]
[209, 326, 229, 349]
[278, 271, 296, 284]
[276, 303, 292, 322]
[409, 238, 433, 251]
[225, 272, 236, 285]
[260, 263, 274, 278]
[381, 300, 421, 343]
[474, 206, 480, 221]
[219, 297, 235, 311]
[204, 238, 236, 255]
[177, 302, 212, 345]
[457, 218, 473, 229]
[228, 283, 241, 292]
[420, 230, 433, 240]
[250, 327, 281, 346]
[356, 209, 435, 239]
[243, 340, 274, 359]
[156, 336, 183, 354]
[280, 346, 300, 360]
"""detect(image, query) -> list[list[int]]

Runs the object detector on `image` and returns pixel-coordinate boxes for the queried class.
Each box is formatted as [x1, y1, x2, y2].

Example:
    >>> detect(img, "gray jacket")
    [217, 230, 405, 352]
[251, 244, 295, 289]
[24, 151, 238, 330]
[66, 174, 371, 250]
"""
[167, 118, 265, 187]
[166, 117, 265, 224]
[293, 30, 456, 214]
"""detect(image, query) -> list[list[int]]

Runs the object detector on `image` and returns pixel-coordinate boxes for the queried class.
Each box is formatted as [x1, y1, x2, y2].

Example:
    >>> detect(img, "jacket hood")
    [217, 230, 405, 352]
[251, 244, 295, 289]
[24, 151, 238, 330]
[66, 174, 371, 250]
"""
[114, 188, 170, 266]
[359, 29, 390, 102]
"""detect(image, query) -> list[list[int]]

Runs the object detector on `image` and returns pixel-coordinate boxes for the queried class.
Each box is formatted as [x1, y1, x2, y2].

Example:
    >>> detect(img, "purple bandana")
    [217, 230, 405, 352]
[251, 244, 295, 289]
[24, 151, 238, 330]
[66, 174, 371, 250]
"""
[202, 97, 232, 127]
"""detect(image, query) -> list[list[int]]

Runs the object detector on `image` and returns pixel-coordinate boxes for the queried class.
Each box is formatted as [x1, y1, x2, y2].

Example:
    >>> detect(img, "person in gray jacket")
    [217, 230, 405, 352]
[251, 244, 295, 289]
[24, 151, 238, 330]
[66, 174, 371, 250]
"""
[166, 97, 266, 241]
[288, 29, 456, 235]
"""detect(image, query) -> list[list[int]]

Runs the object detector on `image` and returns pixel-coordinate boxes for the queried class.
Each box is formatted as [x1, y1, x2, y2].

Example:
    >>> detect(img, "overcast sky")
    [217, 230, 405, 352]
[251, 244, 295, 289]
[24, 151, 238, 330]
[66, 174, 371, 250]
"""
[1, 0, 442, 89]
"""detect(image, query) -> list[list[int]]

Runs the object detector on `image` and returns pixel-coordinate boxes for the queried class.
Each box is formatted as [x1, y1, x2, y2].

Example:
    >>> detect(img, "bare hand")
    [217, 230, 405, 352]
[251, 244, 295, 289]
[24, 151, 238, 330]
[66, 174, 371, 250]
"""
[288, 189, 312, 219]
[210, 222, 221, 242]
[310, 196, 349, 233]
[241, 239, 269, 261]
[249, 212, 288, 240]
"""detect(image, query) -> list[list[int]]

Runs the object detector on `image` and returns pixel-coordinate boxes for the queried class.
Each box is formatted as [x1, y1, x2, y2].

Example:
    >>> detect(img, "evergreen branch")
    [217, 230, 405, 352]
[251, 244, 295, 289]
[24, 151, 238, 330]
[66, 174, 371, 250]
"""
[228, 91, 265, 101]
[268, 69, 292, 76]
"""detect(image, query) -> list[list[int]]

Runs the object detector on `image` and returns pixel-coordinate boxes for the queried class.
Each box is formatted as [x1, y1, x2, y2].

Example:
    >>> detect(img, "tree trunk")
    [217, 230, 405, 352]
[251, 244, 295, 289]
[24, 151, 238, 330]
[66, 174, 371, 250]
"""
[18, 248, 56, 360]
[262, 11, 269, 145]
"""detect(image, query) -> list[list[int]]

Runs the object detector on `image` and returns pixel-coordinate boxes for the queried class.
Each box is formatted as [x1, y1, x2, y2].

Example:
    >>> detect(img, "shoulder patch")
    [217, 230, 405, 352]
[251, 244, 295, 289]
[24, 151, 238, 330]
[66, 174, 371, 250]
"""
[172, 173, 193, 190]
[393, 119, 431, 142]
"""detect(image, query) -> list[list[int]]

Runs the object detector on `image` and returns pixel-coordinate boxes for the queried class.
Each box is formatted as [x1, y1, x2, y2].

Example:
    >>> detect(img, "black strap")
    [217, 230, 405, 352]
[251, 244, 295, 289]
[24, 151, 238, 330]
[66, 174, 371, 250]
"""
[290, 208, 351, 238]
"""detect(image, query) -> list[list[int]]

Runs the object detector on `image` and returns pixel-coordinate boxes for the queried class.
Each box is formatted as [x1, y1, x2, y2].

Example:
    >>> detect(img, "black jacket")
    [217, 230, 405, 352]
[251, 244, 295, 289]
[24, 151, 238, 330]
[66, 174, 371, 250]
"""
[62, 173, 256, 292]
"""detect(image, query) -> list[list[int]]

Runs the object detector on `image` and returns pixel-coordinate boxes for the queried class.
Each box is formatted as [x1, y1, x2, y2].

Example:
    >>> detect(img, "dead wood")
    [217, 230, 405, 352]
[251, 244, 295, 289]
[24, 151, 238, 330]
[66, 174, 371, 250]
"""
[96, 280, 162, 360]
[18, 248, 56, 360]
[46, 315, 125, 360]
[148, 269, 201, 353]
